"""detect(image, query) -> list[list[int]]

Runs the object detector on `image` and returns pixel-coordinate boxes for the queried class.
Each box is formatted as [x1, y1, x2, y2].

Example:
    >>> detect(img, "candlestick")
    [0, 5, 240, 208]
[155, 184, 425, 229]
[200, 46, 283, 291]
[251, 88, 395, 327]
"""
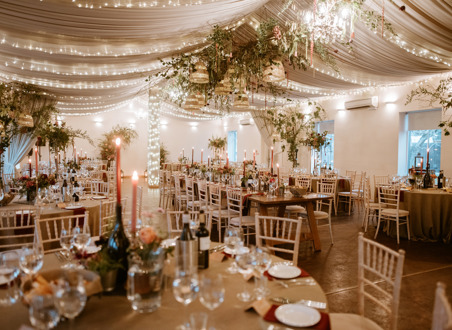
[277, 163, 280, 187]
[131, 171, 138, 233]
[243, 161, 246, 176]
[116, 138, 121, 204]
[244, 149, 246, 161]
[73, 146, 76, 162]
[427, 148, 430, 167]
[34, 147, 38, 176]
[201, 149, 203, 164]
[253, 150, 256, 168]
[192, 147, 194, 165]
[76, 152, 80, 165]
[208, 156, 210, 168]
[271, 146, 274, 174]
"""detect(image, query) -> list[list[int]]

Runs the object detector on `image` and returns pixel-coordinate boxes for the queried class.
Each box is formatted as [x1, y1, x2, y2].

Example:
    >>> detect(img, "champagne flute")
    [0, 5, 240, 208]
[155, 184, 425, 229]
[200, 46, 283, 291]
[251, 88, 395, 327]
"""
[29, 295, 60, 330]
[199, 274, 225, 311]
[60, 226, 74, 268]
[20, 244, 44, 278]
[173, 270, 200, 329]
[224, 226, 243, 274]
[72, 224, 91, 255]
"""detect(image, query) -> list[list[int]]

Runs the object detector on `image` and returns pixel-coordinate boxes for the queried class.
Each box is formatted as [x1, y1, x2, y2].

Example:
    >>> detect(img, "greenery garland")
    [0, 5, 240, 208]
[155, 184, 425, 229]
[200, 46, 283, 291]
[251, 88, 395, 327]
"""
[98, 125, 138, 161]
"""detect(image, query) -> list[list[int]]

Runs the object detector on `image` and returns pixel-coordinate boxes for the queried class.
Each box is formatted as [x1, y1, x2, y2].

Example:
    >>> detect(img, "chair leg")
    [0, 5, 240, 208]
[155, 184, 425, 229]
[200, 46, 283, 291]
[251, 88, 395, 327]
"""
[328, 216, 333, 244]
[396, 216, 400, 244]
[374, 214, 382, 239]
[406, 215, 410, 240]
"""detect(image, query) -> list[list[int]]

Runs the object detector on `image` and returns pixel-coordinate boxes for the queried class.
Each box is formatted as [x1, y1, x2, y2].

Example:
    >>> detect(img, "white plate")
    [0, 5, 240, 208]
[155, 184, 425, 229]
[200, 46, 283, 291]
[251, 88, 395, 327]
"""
[275, 304, 321, 328]
[65, 205, 84, 210]
[161, 238, 177, 248]
[268, 264, 302, 279]
[92, 196, 107, 200]
[224, 246, 249, 255]
[85, 246, 101, 254]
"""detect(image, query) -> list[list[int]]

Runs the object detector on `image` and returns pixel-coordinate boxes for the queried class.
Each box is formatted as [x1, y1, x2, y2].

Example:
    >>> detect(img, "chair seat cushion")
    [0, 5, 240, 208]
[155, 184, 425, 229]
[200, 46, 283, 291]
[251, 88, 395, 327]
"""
[230, 216, 255, 226]
[187, 201, 201, 207]
[285, 205, 306, 213]
[212, 209, 229, 218]
[329, 313, 383, 330]
[338, 191, 358, 197]
[297, 210, 329, 220]
[380, 208, 409, 217]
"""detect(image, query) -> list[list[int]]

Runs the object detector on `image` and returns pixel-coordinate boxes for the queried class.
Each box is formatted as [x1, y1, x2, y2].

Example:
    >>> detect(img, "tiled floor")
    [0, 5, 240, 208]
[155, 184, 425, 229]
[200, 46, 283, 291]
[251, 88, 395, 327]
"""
[127, 179, 452, 330]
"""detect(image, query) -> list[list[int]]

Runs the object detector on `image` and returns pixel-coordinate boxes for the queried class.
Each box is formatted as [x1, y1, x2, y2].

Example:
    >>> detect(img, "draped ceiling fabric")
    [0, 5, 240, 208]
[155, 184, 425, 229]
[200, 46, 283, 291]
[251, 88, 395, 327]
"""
[0, 0, 451, 117]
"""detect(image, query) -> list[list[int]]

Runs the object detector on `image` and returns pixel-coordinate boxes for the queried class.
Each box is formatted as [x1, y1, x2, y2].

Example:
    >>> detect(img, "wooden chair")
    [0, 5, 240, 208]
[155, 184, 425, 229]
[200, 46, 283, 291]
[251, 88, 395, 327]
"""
[375, 185, 410, 244]
[226, 187, 255, 244]
[255, 213, 302, 265]
[329, 233, 405, 330]
[91, 180, 110, 197]
[36, 212, 89, 254]
[197, 180, 210, 211]
[320, 177, 338, 215]
[173, 174, 188, 211]
[285, 175, 311, 217]
[431, 282, 452, 330]
[209, 183, 229, 242]
[99, 200, 116, 237]
[185, 175, 200, 212]
[338, 174, 358, 215]
[0, 208, 36, 251]
[165, 210, 211, 238]
[362, 177, 380, 232]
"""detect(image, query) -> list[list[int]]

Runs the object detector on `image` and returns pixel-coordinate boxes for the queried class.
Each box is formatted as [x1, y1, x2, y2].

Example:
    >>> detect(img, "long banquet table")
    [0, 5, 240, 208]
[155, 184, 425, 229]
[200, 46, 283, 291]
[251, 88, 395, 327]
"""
[3, 250, 328, 329]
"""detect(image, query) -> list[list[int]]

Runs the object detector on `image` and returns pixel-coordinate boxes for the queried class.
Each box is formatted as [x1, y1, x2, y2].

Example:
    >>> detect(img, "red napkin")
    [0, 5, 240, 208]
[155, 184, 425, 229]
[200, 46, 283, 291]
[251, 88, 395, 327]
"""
[264, 267, 310, 280]
[264, 304, 330, 330]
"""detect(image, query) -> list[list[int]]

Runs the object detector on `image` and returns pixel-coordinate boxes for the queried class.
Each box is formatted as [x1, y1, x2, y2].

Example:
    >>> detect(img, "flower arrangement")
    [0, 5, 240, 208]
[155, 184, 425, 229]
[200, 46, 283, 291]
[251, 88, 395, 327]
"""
[13, 174, 56, 197]
[178, 156, 188, 164]
[208, 136, 227, 159]
[304, 131, 330, 152]
[213, 165, 235, 176]
[66, 160, 81, 171]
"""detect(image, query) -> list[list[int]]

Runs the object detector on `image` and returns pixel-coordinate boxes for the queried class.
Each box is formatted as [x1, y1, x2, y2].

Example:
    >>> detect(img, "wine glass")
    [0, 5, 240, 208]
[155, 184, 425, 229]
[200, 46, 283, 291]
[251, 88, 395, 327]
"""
[0, 251, 21, 306]
[60, 226, 74, 268]
[415, 174, 424, 190]
[20, 244, 44, 278]
[54, 270, 87, 321]
[199, 274, 225, 311]
[72, 225, 91, 255]
[224, 226, 243, 274]
[252, 247, 272, 300]
[173, 270, 200, 329]
[236, 247, 256, 302]
[29, 295, 60, 330]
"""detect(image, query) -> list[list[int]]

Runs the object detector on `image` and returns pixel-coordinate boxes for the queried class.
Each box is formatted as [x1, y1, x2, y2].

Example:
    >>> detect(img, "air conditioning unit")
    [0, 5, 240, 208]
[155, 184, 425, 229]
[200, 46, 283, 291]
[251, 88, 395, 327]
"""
[344, 96, 379, 110]
[239, 118, 252, 125]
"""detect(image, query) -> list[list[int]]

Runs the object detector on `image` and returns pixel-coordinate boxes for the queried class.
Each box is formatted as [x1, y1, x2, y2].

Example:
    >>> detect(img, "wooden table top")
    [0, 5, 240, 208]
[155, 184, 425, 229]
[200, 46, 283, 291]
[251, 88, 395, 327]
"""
[248, 193, 333, 205]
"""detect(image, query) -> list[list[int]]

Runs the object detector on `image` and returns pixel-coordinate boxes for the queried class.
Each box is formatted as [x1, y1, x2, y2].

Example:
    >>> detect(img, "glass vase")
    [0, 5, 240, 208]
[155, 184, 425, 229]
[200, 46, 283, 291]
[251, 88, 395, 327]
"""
[127, 247, 165, 313]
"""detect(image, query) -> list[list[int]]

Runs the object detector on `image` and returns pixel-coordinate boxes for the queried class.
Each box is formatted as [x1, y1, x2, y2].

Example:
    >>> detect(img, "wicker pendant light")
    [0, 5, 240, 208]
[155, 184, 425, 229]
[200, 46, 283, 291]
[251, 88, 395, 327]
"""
[183, 93, 202, 111]
[189, 61, 209, 84]
[233, 90, 250, 111]
[263, 60, 285, 83]
[17, 114, 34, 127]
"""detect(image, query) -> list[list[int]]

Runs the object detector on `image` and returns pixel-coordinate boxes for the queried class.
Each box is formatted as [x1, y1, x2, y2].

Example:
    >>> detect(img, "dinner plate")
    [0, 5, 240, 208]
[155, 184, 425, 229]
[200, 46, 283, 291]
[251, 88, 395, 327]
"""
[268, 264, 301, 279]
[161, 238, 177, 248]
[65, 205, 83, 210]
[91, 196, 107, 200]
[275, 304, 321, 328]
[224, 246, 249, 255]
[85, 246, 101, 254]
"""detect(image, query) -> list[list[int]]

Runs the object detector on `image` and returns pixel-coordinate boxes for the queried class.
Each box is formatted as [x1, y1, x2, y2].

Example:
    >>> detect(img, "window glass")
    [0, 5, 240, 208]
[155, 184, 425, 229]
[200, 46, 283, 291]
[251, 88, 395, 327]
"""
[227, 131, 237, 162]
[407, 129, 441, 174]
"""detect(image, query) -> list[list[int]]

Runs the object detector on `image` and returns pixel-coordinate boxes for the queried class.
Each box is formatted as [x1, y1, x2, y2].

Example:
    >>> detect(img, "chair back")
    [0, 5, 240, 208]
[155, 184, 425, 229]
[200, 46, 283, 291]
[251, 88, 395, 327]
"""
[358, 232, 405, 330]
[209, 183, 222, 210]
[226, 187, 242, 217]
[99, 200, 116, 236]
[91, 180, 109, 196]
[374, 175, 390, 187]
[0, 208, 36, 251]
[185, 175, 197, 206]
[378, 185, 401, 210]
[36, 212, 89, 254]
[432, 282, 452, 330]
[166, 210, 203, 238]
[316, 182, 334, 211]
[197, 180, 209, 209]
[255, 213, 302, 265]
[296, 175, 311, 190]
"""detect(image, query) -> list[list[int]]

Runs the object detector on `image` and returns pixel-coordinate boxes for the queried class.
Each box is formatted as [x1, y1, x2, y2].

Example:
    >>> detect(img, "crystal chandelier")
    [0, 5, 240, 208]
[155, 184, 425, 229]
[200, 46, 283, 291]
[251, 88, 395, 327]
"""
[302, 0, 350, 44]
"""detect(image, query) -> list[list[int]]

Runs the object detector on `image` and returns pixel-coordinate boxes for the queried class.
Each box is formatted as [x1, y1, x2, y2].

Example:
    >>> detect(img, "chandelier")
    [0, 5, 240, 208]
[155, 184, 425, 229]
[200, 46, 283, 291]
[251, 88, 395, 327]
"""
[302, 0, 350, 44]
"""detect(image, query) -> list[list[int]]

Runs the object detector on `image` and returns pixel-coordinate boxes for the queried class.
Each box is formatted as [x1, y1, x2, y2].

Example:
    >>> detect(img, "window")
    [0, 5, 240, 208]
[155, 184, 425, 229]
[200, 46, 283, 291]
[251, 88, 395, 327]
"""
[407, 130, 441, 173]
[227, 130, 237, 162]
[404, 110, 442, 175]
[312, 121, 334, 169]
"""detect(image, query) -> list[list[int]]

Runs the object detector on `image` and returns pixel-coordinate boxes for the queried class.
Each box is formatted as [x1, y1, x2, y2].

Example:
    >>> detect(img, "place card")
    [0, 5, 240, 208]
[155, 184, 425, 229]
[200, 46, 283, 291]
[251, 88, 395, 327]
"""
[245, 299, 272, 317]
[210, 252, 226, 262]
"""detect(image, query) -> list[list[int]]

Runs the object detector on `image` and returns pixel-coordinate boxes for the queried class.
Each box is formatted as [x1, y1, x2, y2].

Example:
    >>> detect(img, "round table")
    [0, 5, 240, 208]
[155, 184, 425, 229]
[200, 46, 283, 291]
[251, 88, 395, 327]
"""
[2, 251, 328, 329]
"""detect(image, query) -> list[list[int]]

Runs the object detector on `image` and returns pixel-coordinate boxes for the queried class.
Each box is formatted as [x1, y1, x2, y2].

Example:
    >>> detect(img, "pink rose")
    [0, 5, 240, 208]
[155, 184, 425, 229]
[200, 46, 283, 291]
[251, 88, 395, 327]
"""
[139, 227, 157, 244]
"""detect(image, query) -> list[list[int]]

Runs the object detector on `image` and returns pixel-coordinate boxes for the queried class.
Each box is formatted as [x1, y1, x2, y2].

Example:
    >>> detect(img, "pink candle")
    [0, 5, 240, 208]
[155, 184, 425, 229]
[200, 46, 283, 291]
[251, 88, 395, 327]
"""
[131, 171, 138, 233]
[243, 161, 246, 176]
[244, 149, 246, 161]
[427, 148, 430, 167]
[253, 150, 256, 167]
[73, 146, 76, 162]
[192, 147, 194, 164]
[201, 149, 203, 164]
[76, 152, 80, 165]
[116, 138, 121, 204]
[182, 148, 184, 158]
[208, 156, 210, 168]
[271, 146, 274, 172]
[84, 152, 87, 158]
[34, 147, 38, 175]
[277, 163, 280, 187]
[226, 157, 229, 167]
[28, 157, 32, 176]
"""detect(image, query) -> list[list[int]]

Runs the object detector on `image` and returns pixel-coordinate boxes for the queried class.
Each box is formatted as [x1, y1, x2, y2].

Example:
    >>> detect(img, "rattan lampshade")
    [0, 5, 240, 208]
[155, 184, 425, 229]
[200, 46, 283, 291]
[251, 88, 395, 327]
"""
[183, 93, 205, 110]
[189, 61, 209, 84]
[233, 90, 249, 110]
[263, 60, 285, 83]
[17, 114, 34, 127]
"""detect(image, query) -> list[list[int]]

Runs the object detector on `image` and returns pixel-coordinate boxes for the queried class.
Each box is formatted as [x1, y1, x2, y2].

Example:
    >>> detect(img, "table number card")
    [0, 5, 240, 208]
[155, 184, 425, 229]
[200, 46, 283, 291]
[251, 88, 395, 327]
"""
[245, 299, 272, 317]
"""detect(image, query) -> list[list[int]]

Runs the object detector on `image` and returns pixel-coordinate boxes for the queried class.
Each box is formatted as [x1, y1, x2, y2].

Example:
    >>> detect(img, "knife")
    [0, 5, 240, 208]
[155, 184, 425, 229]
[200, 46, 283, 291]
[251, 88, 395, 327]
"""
[271, 297, 327, 309]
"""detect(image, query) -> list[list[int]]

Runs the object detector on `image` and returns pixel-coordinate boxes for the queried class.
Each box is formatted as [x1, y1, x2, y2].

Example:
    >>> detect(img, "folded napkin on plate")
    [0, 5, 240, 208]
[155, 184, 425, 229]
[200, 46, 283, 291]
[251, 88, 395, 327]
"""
[264, 267, 310, 280]
[264, 304, 330, 330]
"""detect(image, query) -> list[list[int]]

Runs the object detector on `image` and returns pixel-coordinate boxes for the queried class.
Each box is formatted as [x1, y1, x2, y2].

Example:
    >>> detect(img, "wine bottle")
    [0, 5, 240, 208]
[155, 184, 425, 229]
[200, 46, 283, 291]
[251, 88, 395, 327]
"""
[107, 204, 130, 288]
[423, 164, 432, 189]
[71, 169, 76, 183]
[61, 179, 68, 202]
[195, 210, 210, 269]
[438, 170, 444, 189]
[180, 211, 194, 241]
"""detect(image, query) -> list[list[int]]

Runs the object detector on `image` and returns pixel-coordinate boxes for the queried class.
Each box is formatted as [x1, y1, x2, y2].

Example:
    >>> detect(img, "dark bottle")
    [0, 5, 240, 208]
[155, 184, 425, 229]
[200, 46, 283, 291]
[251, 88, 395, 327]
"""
[423, 164, 433, 189]
[107, 204, 130, 287]
[180, 211, 194, 241]
[195, 211, 210, 269]
[72, 192, 79, 202]
[71, 169, 76, 183]
[437, 170, 444, 189]
[73, 177, 79, 188]
[61, 179, 68, 202]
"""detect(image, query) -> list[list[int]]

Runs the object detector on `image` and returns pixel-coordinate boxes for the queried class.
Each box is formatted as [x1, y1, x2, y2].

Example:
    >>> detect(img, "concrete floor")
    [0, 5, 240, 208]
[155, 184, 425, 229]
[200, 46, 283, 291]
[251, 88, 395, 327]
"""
[127, 179, 452, 330]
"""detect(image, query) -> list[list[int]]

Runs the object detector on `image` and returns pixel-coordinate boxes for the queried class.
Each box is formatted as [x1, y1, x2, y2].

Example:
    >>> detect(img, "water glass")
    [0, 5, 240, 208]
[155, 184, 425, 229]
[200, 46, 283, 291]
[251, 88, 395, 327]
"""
[20, 245, 44, 277]
[72, 225, 91, 254]
[0, 251, 21, 306]
[54, 271, 87, 320]
[224, 227, 243, 274]
[172, 271, 199, 306]
[252, 247, 272, 299]
[29, 295, 60, 330]
[189, 312, 208, 330]
[236, 248, 256, 302]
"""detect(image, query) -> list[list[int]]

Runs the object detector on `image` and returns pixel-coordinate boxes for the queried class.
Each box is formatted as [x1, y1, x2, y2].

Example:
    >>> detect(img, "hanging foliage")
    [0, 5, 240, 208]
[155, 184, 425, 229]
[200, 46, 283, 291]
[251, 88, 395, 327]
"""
[36, 122, 93, 154]
[98, 125, 138, 160]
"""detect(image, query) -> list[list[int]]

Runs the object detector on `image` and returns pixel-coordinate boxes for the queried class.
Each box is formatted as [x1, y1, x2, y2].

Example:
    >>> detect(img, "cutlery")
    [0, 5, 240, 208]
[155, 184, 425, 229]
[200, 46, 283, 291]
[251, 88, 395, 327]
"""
[209, 244, 225, 253]
[271, 297, 327, 309]
[274, 278, 316, 288]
